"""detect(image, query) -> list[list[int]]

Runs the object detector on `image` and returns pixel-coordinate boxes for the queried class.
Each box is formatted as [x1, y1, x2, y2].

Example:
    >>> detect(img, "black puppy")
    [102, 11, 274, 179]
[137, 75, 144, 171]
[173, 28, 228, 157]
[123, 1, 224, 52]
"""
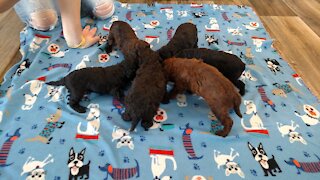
[67, 147, 90, 180]
[175, 48, 246, 95]
[248, 142, 282, 176]
[46, 41, 148, 113]
[157, 23, 198, 60]
[122, 44, 167, 132]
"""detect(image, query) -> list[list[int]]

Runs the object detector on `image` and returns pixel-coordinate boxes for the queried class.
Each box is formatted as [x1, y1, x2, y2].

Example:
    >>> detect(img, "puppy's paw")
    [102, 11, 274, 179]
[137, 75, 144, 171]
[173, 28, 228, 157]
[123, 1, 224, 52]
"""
[121, 112, 131, 121]
[215, 130, 228, 137]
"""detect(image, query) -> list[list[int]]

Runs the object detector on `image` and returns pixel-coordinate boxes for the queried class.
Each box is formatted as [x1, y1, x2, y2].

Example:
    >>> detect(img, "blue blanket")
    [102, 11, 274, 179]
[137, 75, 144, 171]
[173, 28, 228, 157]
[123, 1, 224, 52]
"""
[0, 1, 319, 179]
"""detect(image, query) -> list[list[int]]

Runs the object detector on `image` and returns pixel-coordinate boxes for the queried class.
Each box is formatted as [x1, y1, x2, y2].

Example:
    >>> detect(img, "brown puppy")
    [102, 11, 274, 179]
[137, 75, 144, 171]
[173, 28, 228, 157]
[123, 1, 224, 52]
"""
[163, 58, 242, 137]
[157, 23, 198, 60]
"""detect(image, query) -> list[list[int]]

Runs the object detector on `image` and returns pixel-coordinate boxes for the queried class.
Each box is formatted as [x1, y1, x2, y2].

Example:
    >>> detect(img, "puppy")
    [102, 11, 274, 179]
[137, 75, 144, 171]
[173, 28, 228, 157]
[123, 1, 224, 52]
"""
[106, 21, 139, 57]
[46, 41, 147, 113]
[163, 58, 242, 137]
[175, 48, 246, 95]
[122, 44, 167, 132]
[157, 23, 198, 60]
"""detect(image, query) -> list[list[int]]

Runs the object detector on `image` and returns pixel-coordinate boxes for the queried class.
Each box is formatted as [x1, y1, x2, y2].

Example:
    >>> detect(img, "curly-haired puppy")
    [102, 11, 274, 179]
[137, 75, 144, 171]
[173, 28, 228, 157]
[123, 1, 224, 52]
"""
[47, 40, 149, 113]
[106, 21, 138, 57]
[122, 47, 167, 132]
[175, 48, 246, 95]
[163, 58, 242, 137]
[157, 23, 198, 60]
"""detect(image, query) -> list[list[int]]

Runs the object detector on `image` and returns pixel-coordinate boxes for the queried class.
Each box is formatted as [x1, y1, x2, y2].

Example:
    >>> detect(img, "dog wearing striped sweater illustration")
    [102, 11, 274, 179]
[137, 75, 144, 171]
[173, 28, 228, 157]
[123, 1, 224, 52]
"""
[180, 123, 203, 160]
[285, 155, 320, 174]
[0, 128, 21, 167]
[257, 85, 277, 112]
[99, 159, 139, 180]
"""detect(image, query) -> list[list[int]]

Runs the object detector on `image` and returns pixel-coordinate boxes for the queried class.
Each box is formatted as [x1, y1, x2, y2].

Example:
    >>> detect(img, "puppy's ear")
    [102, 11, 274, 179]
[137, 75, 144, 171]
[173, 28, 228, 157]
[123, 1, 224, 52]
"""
[225, 169, 231, 176]
[116, 142, 122, 149]
[258, 142, 264, 149]
[129, 143, 134, 150]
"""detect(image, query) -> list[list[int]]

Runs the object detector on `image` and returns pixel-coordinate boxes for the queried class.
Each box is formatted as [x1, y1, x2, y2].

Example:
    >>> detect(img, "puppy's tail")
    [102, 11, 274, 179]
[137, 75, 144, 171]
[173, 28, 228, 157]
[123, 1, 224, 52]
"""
[46, 78, 65, 86]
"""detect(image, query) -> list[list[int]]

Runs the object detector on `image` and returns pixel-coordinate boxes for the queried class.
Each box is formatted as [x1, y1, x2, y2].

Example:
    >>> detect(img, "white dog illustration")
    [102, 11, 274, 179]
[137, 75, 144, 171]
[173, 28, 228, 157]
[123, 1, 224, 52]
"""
[111, 126, 134, 150]
[277, 120, 307, 145]
[241, 100, 266, 130]
[227, 27, 243, 36]
[20, 79, 44, 110]
[77, 104, 100, 135]
[213, 148, 244, 178]
[45, 85, 63, 102]
[176, 94, 187, 107]
[295, 104, 319, 126]
[76, 55, 90, 70]
[239, 70, 257, 82]
[150, 148, 177, 180]
[21, 154, 54, 180]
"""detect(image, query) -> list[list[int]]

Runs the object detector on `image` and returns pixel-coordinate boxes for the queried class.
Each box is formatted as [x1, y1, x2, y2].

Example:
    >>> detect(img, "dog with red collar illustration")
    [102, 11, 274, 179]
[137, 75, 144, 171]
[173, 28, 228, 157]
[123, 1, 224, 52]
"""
[67, 147, 90, 180]
[295, 104, 319, 126]
[248, 142, 282, 176]
[150, 108, 174, 131]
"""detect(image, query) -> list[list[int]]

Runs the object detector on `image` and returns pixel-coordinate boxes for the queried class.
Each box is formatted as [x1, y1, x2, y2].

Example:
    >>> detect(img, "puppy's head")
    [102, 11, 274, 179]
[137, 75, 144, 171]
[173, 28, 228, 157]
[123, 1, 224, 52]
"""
[68, 148, 85, 175]
[117, 136, 134, 150]
[27, 169, 46, 180]
[303, 104, 319, 119]
[248, 142, 269, 166]
[225, 161, 245, 178]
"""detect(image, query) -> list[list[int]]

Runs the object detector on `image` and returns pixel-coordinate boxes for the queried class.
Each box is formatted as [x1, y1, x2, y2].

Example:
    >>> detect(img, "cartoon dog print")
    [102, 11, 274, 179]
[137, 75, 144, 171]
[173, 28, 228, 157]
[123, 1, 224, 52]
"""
[111, 126, 134, 150]
[211, 3, 224, 11]
[16, 59, 31, 76]
[177, 10, 188, 17]
[27, 108, 64, 144]
[248, 142, 282, 176]
[265, 58, 283, 75]
[295, 104, 319, 126]
[205, 17, 220, 32]
[150, 108, 171, 131]
[243, 22, 259, 30]
[272, 82, 301, 98]
[143, 20, 160, 29]
[276, 120, 307, 145]
[241, 100, 267, 131]
[0, 128, 21, 167]
[239, 70, 257, 83]
[227, 27, 243, 36]
[205, 34, 218, 46]
[185, 175, 213, 180]
[77, 104, 101, 136]
[44, 85, 63, 102]
[67, 148, 90, 180]
[192, 12, 206, 18]
[29, 34, 50, 53]
[252, 36, 266, 52]
[99, 159, 139, 180]
[47, 43, 68, 58]
[160, 7, 173, 20]
[20, 77, 45, 110]
[176, 94, 187, 107]
[145, 35, 160, 48]
[76, 55, 90, 70]
[150, 148, 177, 180]
[21, 154, 54, 180]
[213, 148, 245, 178]
[98, 53, 110, 63]
[285, 154, 320, 174]
[98, 34, 108, 46]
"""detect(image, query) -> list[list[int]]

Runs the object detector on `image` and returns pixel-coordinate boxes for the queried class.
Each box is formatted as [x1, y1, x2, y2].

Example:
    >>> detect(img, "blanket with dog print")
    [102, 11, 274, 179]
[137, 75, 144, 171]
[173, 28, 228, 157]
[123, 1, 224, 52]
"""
[0, 1, 319, 180]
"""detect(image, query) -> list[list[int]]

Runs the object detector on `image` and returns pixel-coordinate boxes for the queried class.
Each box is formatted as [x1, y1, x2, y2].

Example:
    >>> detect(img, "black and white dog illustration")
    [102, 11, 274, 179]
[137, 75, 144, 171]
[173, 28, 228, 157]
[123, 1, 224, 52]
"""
[67, 147, 90, 180]
[16, 59, 31, 76]
[265, 58, 283, 75]
[247, 142, 282, 176]
[205, 34, 218, 46]
[192, 12, 206, 18]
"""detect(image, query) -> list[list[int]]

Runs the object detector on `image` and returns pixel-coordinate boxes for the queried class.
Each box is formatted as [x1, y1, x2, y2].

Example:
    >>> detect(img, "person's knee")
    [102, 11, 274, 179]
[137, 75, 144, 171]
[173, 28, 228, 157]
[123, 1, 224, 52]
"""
[93, 0, 114, 19]
[29, 9, 58, 31]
